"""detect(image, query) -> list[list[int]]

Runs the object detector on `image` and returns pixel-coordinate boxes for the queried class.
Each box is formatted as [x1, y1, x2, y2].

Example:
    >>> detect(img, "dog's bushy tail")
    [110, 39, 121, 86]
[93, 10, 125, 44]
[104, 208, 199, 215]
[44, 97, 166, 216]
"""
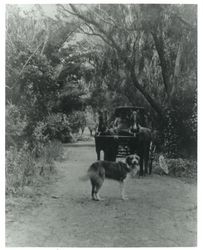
[79, 168, 96, 181]
[79, 174, 89, 181]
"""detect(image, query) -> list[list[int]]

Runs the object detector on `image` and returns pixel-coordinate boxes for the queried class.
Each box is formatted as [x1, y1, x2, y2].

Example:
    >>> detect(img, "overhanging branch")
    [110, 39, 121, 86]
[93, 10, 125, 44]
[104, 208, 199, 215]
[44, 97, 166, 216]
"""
[79, 26, 113, 48]
[69, 4, 122, 54]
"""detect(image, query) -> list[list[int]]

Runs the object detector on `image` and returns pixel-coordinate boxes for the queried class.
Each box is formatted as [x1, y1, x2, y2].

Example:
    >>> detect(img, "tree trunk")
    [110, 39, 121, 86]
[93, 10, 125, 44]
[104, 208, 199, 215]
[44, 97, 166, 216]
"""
[174, 41, 183, 78]
[151, 31, 171, 105]
[171, 40, 183, 96]
[130, 69, 165, 119]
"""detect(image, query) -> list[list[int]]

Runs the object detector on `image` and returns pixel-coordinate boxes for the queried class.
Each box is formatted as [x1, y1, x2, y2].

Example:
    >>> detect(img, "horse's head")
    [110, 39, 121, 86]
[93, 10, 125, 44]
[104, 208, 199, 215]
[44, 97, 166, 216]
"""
[131, 110, 140, 132]
[97, 110, 109, 134]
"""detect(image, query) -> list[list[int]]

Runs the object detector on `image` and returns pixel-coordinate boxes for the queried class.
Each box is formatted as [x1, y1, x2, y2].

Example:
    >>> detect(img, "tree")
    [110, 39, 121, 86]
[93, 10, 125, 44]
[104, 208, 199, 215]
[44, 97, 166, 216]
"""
[57, 4, 197, 156]
[57, 4, 164, 117]
[57, 4, 197, 119]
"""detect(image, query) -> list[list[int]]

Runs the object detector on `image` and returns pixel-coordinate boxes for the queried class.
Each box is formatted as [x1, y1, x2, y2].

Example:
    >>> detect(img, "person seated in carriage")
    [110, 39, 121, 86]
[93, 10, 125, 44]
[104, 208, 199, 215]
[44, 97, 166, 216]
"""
[113, 111, 133, 136]
[97, 107, 149, 136]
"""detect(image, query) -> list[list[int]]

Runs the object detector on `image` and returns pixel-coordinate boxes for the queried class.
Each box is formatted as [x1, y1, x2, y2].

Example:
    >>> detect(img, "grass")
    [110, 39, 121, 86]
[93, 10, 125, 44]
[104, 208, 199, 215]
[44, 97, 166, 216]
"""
[6, 140, 63, 195]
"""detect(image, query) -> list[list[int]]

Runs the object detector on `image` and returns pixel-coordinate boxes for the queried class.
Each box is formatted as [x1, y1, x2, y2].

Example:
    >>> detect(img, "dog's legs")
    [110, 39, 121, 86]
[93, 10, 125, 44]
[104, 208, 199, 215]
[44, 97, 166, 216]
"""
[91, 179, 98, 200]
[91, 179, 104, 201]
[95, 191, 103, 201]
[91, 184, 96, 200]
[120, 180, 128, 200]
[94, 181, 104, 200]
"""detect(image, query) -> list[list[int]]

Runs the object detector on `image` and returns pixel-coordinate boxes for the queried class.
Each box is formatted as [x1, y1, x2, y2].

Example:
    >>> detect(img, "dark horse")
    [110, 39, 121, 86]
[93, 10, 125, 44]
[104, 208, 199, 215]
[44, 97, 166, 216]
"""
[95, 110, 108, 160]
[130, 111, 153, 176]
[95, 110, 118, 161]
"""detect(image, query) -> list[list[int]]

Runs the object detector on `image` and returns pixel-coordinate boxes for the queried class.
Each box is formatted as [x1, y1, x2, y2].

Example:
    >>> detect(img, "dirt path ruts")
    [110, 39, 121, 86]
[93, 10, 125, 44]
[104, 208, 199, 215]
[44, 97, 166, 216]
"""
[6, 141, 197, 247]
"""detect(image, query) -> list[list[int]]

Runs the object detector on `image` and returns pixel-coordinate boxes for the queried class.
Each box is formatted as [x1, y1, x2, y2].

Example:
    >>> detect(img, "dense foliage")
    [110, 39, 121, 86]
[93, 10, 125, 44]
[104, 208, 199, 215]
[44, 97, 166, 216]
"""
[5, 4, 197, 193]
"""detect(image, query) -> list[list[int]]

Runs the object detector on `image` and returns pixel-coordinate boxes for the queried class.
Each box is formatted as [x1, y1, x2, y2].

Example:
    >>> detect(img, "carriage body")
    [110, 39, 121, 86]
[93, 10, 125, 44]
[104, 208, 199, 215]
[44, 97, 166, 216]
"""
[95, 106, 146, 161]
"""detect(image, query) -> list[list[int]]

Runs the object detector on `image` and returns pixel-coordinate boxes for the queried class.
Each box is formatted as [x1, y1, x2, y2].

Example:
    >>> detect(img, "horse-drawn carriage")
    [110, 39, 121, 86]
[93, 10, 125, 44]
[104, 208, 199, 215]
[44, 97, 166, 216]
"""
[95, 106, 155, 176]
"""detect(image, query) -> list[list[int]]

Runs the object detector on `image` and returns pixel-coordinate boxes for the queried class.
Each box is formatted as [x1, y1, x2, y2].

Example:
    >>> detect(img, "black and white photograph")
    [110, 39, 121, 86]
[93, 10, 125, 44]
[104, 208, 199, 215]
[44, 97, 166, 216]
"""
[3, 0, 199, 247]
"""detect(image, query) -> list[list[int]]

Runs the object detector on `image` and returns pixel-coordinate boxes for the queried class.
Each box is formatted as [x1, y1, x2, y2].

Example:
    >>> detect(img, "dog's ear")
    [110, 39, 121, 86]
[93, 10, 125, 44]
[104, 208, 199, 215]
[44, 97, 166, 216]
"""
[135, 154, 140, 163]
[126, 155, 132, 166]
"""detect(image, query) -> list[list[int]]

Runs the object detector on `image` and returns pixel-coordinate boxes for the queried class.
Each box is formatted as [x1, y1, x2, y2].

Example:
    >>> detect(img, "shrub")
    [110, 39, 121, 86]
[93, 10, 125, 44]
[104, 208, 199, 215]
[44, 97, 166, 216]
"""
[6, 140, 63, 195]
[6, 142, 35, 194]
[68, 111, 86, 134]
[6, 103, 27, 149]
[163, 109, 179, 158]
[153, 155, 197, 179]
[166, 158, 197, 178]
[85, 106, 98, 135]
[32, 121, 50, 157]
[32, 113, 72, 152]
[162, 100, 197, 158]
[35, 140, 63, 176]
[45, 113, 72, 142]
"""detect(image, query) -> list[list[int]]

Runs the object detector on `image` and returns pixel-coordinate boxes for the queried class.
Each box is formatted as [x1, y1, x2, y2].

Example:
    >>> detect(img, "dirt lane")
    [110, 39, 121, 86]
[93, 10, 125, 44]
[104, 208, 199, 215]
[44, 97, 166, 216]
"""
[6, 141, 197, 247]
